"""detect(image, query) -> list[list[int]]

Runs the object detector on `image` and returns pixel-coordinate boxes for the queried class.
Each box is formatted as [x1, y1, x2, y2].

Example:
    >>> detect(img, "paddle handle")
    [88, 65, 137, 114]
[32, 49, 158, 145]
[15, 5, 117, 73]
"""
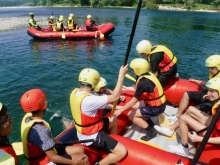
[110, 101, 118, 116]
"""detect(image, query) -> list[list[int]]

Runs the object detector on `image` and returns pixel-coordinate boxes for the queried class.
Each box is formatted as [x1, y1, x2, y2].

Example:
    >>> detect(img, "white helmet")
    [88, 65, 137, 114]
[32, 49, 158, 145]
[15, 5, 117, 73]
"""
[136, 40, 152, 55]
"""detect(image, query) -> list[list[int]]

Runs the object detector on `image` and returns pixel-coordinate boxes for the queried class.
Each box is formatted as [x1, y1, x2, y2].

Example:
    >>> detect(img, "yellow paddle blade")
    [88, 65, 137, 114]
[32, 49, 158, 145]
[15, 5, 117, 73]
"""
[158, 114, 177, 140]
[62, 33, 66, 39]
[110, 101, 117, 116]
[12, 142, 23, 156]
[125, 73, 136, 82]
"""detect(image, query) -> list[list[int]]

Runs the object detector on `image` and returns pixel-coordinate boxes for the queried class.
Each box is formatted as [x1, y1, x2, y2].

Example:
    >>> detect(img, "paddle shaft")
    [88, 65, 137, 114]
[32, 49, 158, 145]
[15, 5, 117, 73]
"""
[191, 106, 220, 164]
[123, 0, 142, 66]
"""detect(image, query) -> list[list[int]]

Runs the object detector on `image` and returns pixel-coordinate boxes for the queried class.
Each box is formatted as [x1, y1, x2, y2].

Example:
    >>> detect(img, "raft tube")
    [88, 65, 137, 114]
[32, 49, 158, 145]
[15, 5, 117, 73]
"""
[27, 23, 115, 40]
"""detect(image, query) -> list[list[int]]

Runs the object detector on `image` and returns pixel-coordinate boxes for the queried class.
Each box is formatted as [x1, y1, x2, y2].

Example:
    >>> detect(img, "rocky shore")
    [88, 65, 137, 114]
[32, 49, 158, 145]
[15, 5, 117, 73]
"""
[0, 16, 48, 32]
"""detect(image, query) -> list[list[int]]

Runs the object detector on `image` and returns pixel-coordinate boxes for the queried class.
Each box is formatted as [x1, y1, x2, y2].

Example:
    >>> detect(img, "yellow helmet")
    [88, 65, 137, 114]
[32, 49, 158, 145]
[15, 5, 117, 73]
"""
[205, 55, 220, 70]
[100, 34, 104, 38]
[87, 15, 92, 19]
[59, 15, 64, 18]
[136, 40, 152, 55]
[50, 16, 54, 19]
[29, 12, 34, 16]
[59, 17, 63, 22]
[79, 68, 100, 89]
[94, 77, 107, 92]
[68, 16, 72, 21]
[206, 78, 220, 95]
[69, 13, 74, 17]
[130, 58, 149, 76]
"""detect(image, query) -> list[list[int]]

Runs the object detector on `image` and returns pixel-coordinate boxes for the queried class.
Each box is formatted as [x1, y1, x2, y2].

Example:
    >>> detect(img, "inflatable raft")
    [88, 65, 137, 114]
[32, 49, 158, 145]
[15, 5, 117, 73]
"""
[55, 78, 220, 165]
[27, 23, 115, 39]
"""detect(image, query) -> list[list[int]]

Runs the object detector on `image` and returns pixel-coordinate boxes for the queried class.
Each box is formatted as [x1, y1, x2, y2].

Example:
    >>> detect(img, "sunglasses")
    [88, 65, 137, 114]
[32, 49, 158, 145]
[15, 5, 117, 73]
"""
[0, 115, 10, 126]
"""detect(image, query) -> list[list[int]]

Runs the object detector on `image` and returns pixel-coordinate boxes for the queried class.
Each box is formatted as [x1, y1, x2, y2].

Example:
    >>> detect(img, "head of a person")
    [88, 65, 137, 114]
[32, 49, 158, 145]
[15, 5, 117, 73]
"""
[59, 15, 64, 18]
[59, 17, 64, 22]
[68, 16, 72, 21]
[87, 15, 92, 19]
[79, 68, 100, 92]
[130, 58, 150, 77]
[205, 55, 220, 76]
[94, 77, 107, 94]
[69, 13, 74, 18]
[136, 40, 152, 57]
[0, 103, 12, 137]
[49, 16, 54, 20]
[205, 78, 220, 102]
[29, 12, 34, 18]
[20, 89, 47, 115]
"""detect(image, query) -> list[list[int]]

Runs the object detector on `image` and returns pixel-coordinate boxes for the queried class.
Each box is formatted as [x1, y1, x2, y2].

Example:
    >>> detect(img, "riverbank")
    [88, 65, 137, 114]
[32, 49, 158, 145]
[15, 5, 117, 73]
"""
[158, 5, 219, 12]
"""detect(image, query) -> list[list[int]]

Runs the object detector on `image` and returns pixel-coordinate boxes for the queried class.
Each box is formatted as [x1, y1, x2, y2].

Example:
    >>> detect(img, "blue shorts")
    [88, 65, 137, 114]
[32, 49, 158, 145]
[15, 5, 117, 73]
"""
[140, 104, 166, 118]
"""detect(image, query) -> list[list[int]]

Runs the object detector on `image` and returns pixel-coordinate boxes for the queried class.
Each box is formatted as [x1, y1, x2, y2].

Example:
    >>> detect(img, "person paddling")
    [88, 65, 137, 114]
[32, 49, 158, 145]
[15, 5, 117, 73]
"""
[136, 40, 178, 87]
[114, 58, 166, 141]
[0, 102, 18, 164]
[70, 66, 128, 165]
[85, 15, 98, 31]
[20, 89, 89, 165]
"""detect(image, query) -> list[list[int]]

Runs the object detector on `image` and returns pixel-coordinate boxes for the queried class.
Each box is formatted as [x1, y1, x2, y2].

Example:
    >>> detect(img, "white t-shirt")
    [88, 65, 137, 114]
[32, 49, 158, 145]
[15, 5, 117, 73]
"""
[75, 90, 108, 146]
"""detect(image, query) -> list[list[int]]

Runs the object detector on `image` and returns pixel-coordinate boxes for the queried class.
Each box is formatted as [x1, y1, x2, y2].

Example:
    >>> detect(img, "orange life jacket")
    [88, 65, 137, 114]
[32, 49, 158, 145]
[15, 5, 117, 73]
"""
[86, 19, 91, 27]
[21, 113, 55, 165]
[136, 73, 166, 106]
[70, 88, 104, 135]
[210, 102, 220, 137]
[148, 45, 177, 73]
[0, 145, 18, 163]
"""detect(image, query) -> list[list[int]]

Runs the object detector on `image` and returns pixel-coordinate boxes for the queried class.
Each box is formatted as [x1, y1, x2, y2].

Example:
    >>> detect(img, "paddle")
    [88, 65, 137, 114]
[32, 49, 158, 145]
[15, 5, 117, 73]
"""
[62, 28, 66, 39]
[125, 73, 136, 82]
[110, 101, 118, 116]
[12, 142, 23, 156]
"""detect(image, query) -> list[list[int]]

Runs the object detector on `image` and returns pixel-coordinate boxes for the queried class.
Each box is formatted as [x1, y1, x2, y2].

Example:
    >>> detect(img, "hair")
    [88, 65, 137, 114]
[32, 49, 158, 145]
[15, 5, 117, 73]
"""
[31, 110, 41, 115]
[80, 82, 92, 88]
[0, 104, 7, 117]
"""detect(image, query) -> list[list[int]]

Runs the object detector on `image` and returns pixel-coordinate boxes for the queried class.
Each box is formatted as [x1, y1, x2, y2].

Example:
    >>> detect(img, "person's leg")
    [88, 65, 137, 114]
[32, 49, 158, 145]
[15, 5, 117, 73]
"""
[128, 108, 149, 129]
[108, 116, 118, 134]
[65, 146, 89, 164]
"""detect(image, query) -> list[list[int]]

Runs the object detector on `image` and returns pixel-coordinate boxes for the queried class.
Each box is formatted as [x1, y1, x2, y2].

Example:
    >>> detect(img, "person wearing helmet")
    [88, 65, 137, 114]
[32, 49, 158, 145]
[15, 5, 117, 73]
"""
[93, 77, 111, 95]
[154, 54, 220, 138]
[70, 66, 128, 165]
[28, 12, 41, 30]
[85, 15, 98, 31]
[48, 16, 55, 31]
[20, 89, 89, 165]
[56, 17, 64, 31]
[114, 58, 166, 141]
[168, 78, 220, 157]
[0, 102, 19, 164]
[136, 40, 178, 87]
[67, 16, 78, 31]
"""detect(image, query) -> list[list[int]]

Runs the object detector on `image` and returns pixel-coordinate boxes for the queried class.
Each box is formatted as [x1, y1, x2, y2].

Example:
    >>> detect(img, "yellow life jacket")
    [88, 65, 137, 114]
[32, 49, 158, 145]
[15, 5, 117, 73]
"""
[21, 113, 56, 165]
[149, 45, 177, 72]
[0, 149, 15, 165]
[136, 73, 166, 106]
[211, 101, 220, 137]
[68, 20, 74, 29]
[209, 71, 220, 79]
[56, 22, 62, 30]
[70, 88, 103, 135]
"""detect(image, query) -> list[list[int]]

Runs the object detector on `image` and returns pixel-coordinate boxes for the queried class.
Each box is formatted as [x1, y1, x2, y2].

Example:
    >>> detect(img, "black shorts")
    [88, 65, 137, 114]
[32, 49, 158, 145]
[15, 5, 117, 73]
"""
[140, 103, 166, 118]
[187, 91, 213, 115]
[90, 117, 117, 153]
[55, 145, 72, 164]
[158, 64, 177, 87]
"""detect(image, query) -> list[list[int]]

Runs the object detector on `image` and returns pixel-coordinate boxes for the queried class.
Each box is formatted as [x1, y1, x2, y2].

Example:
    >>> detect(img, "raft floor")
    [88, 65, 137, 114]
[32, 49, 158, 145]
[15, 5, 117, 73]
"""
[123, 105, 197, 159]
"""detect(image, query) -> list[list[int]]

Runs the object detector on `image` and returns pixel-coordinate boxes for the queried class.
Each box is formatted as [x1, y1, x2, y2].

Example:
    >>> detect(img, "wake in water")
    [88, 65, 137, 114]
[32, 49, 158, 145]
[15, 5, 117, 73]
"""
[50, 112, 74, 129]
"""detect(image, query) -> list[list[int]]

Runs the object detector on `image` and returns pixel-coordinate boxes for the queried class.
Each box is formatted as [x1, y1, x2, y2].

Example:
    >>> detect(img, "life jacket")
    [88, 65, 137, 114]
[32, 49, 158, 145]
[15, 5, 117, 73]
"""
[68, 20, 74, 30]
[56, 22, 62, 30]
[136, 73, 166, 106]
[0, 149, 15, 165]
[86, 19, 91, 27]
[148, 45, 177, 73]
[70, 88, 103, 135]
[210, 101, 220, 137]
[209, 71, 220, 79]
[28, 18, 36, 27]
[21, 113, 56, 165]
[0, 145, 18, 163]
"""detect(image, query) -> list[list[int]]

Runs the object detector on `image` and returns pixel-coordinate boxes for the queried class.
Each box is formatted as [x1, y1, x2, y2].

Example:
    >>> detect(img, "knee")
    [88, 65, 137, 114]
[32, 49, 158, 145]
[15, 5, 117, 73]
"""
[117, 143, 127, 159]
[185, 106, 194, 114]
[179, 114, 187, 124]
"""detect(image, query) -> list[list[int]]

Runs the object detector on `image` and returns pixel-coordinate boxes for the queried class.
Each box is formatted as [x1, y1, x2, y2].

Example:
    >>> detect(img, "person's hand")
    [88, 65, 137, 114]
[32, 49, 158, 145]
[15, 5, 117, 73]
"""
[188, 131, 200, 142]
[203, 94, 210, 100]
[114, 109, 122, 117]
[75, 154, 89, 165]
[119, 64, 128, 77]
[188, 78, 196, 83]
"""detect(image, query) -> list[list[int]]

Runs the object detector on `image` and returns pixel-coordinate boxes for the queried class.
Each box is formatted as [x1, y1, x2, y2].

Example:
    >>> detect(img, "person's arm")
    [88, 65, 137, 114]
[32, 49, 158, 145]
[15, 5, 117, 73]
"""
[106, 65, 128, 104]
[188, 131, 220, 144]
[45, 149, 86, 165]
[188, 78, 206, 86]
[29, 19, 37, 27]
[149, 52, 163, 76]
